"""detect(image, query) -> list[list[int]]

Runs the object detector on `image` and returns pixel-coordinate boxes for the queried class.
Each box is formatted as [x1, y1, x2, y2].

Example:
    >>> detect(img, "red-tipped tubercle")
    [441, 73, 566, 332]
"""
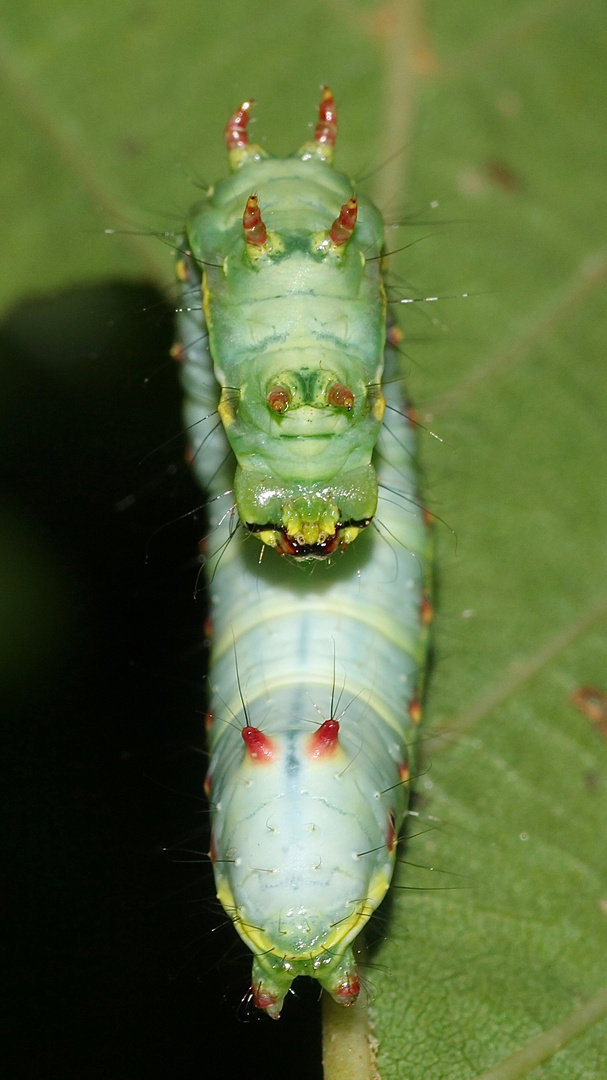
[334, 971, 360, 1005]
[409, 698, 422, 724]
[253, 986, 281, 1018]
[267, 385, 291, 413]
[329, 196, 358, 246]
[421, 594, 434, 625]
[314, 85, 337, 148]
[327, 382, 355, 410]
[242, 726, 276, 761]
[309, 718, 340, 758]
[225, 99, 254, 150]
[243, 194, 268, 247]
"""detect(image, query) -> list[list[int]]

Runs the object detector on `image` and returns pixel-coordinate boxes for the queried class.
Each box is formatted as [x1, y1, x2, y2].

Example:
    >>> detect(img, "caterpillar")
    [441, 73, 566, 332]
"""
[174, 89, 431, 1019]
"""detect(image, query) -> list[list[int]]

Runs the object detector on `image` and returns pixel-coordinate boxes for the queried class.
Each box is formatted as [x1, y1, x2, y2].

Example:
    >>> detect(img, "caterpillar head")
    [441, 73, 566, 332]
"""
[233, 465, 377, 558]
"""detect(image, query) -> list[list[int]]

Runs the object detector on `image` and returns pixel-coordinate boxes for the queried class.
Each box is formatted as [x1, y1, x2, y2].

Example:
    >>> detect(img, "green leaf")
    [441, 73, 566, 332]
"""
[2, 1, 605, 1077]
[367, 2, 607, 1077]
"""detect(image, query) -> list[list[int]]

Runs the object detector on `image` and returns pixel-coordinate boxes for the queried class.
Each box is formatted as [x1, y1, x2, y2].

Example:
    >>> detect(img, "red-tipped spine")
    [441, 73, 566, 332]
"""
[225, 99, 254, 150]
[314, 86, 337, 148]
[327, 382, 355, 411]
[242, 726, 276, 762]
[243, 194, 268, 247]
[309, 718, 340, 758]
[329, 196, 357, 246]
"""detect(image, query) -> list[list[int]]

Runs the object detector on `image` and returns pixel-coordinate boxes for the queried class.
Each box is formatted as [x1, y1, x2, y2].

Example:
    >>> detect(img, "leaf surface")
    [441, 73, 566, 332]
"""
[2, 2, 605, 1078]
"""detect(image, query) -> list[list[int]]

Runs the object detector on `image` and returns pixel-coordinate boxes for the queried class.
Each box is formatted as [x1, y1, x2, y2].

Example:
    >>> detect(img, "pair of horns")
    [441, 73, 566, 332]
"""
[243, 193, 358, 252]
[225, 85, 337, 154]
[226, 88, 357, 254]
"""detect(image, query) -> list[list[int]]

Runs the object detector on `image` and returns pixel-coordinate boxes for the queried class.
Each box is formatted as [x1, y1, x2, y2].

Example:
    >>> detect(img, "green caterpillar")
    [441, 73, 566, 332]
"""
[175, 90, 431, 1017]
[180, 88, 387, 558]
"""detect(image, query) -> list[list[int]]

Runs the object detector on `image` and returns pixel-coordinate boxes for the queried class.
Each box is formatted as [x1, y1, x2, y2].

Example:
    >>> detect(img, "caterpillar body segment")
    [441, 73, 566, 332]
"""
[182, 89, 387, 559]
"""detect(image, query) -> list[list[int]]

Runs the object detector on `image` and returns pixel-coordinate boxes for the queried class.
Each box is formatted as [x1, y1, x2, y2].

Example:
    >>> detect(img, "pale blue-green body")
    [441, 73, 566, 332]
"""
[178, 264, 430, 1013]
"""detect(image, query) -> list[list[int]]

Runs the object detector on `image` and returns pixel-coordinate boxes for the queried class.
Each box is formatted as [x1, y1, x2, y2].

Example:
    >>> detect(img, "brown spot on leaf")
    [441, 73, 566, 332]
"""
[486, 160, 523, 192]
[572, 686, 607, 739]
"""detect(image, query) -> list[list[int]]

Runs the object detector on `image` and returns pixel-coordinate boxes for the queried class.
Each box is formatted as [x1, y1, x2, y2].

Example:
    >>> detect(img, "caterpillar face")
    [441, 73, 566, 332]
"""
[181, 90, 387, 559]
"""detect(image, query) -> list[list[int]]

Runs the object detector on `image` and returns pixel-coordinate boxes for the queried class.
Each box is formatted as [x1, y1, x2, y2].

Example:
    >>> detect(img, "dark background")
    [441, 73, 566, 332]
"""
[2, 282, 322, 1080]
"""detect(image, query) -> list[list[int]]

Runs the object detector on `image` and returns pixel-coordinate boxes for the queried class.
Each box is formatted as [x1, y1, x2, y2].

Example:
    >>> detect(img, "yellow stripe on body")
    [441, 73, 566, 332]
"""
[212, 592, 424, 666]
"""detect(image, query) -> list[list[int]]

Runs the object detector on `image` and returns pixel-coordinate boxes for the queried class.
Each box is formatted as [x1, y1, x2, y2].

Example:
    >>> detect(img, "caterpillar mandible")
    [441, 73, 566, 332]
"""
[175, 89, 431, 1019]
